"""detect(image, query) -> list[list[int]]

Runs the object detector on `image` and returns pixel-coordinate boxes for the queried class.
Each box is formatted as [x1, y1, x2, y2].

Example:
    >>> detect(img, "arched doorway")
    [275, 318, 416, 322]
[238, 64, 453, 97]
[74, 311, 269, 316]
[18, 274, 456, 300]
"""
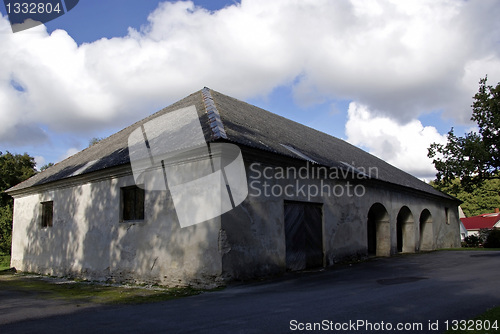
[396, 206, 415, 253]
[367, 203, 390, 257]
[419, 209, 433, 251]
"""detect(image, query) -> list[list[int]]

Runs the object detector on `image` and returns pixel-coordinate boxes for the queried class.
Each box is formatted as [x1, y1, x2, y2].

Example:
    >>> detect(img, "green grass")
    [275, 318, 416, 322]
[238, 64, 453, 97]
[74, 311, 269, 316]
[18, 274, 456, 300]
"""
[0, 273, 206, 304]
[445, 306, 500, 334]
[0, 253, 11, 271]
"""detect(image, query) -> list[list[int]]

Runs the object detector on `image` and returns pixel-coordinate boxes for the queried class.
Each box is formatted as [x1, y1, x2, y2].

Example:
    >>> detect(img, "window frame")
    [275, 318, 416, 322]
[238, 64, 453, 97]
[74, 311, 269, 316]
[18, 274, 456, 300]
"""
[40, 201, 54, 228]
[120, 185, 145, 223]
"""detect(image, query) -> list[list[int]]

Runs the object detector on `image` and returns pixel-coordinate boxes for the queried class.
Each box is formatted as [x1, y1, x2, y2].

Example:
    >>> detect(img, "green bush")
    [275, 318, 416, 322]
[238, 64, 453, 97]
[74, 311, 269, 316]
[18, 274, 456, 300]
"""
[0, 253, 11, 270]
[0, 205, 13, 254]
[463, 234, 483, 247]
[484, 229, 500, 248]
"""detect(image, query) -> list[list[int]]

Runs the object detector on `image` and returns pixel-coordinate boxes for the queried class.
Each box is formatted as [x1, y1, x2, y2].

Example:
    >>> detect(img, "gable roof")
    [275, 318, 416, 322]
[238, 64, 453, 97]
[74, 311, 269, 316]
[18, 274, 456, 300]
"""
[461, 213, 500, 230]
[7, 88, 456, 200]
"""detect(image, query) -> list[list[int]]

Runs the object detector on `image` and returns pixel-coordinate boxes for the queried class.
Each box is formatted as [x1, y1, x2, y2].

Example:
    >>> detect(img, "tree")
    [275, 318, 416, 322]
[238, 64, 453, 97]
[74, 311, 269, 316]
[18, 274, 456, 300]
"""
[0, 151, 37, 206]
[431, 178, 500, 217]
[0, 151, 37, 254]
[428, 76, 500, 191]
[484, 228, 500, 248]
[88, 137, 103, 147]
[0, 205, 13, 254]
[40, 162, 54, 171]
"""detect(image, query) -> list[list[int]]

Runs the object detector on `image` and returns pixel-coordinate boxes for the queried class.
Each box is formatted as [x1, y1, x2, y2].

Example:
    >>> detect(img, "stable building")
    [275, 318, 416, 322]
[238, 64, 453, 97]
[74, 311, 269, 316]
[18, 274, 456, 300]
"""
[7, 88, 461, 287]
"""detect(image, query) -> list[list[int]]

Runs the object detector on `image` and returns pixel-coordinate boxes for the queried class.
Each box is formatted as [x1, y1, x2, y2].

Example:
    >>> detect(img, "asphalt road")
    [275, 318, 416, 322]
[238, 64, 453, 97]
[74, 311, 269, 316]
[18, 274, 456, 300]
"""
[1, 251, 499, 334]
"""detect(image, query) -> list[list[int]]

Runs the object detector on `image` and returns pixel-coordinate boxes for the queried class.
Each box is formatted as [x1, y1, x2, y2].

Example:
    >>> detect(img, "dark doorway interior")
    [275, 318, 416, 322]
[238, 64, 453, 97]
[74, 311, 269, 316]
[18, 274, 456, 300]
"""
[284, 201, 323, 271]
[397, 220, 403, 253]
[367, 215, 377, 255]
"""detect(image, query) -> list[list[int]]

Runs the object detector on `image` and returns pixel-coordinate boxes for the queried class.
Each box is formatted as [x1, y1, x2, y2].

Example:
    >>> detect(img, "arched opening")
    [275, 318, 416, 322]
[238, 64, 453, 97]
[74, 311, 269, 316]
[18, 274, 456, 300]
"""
[396, 206, 415, 253]
[419, 209, 433, 251]
[367, 203, 390, 257]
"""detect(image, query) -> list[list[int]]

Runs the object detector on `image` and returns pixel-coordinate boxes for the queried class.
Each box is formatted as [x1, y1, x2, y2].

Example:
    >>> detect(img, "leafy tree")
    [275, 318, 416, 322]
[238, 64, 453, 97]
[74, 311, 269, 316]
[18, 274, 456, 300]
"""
[0, 151, 37, 206]
[428, 76, 500, 192]
[431, 178, 500, 217]
[40, 162, 54, 171]
[0, 151, 37, 254]
[0, 205, 13, 254]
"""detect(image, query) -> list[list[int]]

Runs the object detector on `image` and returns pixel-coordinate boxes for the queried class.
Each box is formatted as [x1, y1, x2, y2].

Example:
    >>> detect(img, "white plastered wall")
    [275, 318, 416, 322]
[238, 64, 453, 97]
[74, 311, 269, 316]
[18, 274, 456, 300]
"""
[10, 172, 222, 287]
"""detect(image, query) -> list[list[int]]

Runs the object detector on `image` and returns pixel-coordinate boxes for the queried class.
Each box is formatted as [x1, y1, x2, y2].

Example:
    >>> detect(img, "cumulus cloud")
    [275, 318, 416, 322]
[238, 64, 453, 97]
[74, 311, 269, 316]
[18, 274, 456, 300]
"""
[34, 155, 46, 170]
[1, 0, 499, 147]
[345, 102, 448, 180]
[60, 147, 80, 161]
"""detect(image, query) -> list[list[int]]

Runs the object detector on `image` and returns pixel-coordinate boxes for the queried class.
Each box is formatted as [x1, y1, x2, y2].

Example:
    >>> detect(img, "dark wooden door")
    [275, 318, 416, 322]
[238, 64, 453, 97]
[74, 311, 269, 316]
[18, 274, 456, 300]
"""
[284, 201, 323, 271]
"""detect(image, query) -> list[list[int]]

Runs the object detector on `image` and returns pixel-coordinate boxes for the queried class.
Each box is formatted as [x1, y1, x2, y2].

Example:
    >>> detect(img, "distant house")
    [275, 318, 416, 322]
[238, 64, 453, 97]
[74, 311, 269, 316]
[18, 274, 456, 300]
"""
[7, 88, 462, 287]
[458, 207, 468, 241]
[461, 209, 500, 237]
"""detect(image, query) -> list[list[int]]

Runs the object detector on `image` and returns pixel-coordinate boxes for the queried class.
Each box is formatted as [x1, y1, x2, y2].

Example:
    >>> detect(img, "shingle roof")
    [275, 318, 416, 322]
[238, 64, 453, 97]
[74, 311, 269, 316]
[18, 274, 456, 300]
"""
[7, 88, 456, 200]
[461, 213, 500, 230]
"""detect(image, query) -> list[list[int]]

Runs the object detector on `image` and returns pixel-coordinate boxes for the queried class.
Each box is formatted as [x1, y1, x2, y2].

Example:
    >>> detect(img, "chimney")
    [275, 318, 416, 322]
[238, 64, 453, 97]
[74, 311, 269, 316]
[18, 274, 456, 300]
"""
[495, 208, 499, 214]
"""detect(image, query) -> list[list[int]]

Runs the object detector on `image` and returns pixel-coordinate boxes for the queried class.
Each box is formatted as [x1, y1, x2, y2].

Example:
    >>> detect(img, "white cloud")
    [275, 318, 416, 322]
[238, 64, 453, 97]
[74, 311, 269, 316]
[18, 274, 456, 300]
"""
[34, 155, 46, 170]
[345, 102, 448, 180]
[1, 0, 499, 147]
[60, 147, 80, 162]
[291, 0, 500, 121]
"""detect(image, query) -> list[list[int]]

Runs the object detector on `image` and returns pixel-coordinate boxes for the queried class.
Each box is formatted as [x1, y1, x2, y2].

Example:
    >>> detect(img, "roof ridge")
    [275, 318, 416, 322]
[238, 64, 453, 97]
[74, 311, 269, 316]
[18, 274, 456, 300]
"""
[202, 87, 228, 140]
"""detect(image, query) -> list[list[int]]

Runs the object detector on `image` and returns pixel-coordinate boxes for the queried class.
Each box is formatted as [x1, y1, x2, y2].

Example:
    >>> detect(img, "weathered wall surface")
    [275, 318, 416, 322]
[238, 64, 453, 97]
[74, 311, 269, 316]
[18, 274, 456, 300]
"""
[221, 198, 285, 280]
[220, 151, 461, 279]
[11, 170, 222, 288]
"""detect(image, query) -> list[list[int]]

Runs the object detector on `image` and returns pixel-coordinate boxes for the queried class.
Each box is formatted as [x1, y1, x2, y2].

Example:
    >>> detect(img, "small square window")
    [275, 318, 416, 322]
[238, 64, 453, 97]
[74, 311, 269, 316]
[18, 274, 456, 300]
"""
[41, 201, 53, 228]
[121, 186, 144, 222]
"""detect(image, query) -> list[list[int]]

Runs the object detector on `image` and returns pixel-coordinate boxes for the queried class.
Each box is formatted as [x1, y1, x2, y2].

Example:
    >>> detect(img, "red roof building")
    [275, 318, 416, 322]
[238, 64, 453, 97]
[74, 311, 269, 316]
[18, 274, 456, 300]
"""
[460, 209, 500, 235]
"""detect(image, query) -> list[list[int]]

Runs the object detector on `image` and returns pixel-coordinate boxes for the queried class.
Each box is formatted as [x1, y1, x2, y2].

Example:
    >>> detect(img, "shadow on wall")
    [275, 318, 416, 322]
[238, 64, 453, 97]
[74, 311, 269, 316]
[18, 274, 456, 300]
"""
[221, 198, 285, 281]
[20, 165, 221, 288]
[24, 178, 82, 276]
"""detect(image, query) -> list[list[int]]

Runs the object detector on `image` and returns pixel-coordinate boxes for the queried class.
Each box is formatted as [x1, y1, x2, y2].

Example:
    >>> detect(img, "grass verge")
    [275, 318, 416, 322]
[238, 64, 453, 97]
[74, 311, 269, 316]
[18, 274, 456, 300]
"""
[0, 273, 206, 304]
[444, 306, 500, 334]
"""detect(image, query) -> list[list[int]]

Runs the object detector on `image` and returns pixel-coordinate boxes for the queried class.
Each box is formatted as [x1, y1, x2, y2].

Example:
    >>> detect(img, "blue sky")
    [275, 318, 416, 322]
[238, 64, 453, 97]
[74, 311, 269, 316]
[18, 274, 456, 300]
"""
[1, 0, 499, 180]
